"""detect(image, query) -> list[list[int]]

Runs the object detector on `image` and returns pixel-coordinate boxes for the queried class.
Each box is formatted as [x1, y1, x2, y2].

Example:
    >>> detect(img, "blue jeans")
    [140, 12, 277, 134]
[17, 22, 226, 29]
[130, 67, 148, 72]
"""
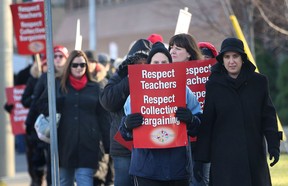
[15, 134, 26, 153]
[60, 167, 95, 186]
[112, 156, 133, 186]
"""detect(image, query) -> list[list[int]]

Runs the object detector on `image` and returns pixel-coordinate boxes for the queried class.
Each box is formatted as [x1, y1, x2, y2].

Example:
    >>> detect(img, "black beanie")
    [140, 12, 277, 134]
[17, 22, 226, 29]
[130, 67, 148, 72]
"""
[84, 50, 95, 61]
[216, 37, 248, 63]
[147, 42, 172, 64]
[127, 39, 152, 57]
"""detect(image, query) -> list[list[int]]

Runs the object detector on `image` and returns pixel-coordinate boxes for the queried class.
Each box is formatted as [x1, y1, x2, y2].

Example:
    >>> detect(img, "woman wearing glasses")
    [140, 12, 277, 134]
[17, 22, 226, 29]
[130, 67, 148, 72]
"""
[31, 45, 69, 185]
[38, 50, 111, 186]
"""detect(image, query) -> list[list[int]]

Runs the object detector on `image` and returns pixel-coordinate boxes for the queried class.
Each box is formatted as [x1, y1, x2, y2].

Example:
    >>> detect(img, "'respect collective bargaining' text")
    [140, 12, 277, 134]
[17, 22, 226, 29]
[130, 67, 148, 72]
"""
[140, 69, 180, 127]
[128, 61, 215, 148]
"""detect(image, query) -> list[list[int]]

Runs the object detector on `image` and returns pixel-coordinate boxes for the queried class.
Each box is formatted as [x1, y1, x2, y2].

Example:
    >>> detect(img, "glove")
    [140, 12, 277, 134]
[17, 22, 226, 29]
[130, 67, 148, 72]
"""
[4, 103, 14, 113]
[265, 131, 281, 167]
[117, 55, 144, 78]
[124, 113, 143, 131]
[193, 161, 204, 182]
[269, 148, 280, 167]
[176, 107, 193, 126]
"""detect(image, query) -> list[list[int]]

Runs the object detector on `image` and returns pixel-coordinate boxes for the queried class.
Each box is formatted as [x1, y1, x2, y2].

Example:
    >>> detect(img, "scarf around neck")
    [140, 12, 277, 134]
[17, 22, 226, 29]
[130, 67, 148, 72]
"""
[69, 74, 88, 91]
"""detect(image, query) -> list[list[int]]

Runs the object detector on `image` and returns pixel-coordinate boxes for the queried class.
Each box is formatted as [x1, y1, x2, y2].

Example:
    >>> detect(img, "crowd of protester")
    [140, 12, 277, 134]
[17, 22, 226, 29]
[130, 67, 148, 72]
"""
[4, 33, 281, 186]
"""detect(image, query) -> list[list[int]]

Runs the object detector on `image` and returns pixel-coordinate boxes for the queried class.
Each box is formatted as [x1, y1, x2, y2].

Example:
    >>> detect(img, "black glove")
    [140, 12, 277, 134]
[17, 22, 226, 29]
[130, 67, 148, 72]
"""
[265, 131, 281, 167]
[4, 103, 14, 113]
[124, 113, 143, 131]
[117, 55, 144, 78]
[193, 161, 204, 182]
[269, 148, 280, 167]
[176, 107, 193, 126]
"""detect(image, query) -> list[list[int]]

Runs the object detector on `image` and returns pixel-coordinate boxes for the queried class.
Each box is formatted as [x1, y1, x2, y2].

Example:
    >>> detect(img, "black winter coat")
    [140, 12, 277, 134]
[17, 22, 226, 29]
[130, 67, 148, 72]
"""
[39, 80, 111, 169]
[59, 81, 110, 168]
[195, 62, 280, 186]
[99, 73, 131, 157]
[21, 76, 39, 132]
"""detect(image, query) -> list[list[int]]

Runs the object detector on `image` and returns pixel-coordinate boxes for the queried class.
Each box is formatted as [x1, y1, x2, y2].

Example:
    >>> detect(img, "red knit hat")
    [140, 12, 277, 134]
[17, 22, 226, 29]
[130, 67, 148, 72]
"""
[147, 33, 163, 44]
[198, 42, 218, 58]
[54, 45, 69, 58]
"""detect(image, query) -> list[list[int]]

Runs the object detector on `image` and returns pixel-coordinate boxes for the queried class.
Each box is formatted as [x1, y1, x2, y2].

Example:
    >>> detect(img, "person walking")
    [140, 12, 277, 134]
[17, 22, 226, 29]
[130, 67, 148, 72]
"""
[197, 42, 218, 60]
[33, 45, 69, 186]
[169, 33, 210, 186]
[169, 33, 203, 62]
[38, 50, 111, 186]
[21, 56, 48, 186]
[99, 39, 152, 186]
[119, 42, 202, 186]
[194, 37, 281, 186]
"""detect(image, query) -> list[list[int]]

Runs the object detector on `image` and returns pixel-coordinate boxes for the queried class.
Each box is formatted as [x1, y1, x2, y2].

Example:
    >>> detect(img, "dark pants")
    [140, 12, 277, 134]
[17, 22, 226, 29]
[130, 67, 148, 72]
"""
[133, 176, 189, 186]
[44, 143, 52, 186]
[25, 132, 46, 186]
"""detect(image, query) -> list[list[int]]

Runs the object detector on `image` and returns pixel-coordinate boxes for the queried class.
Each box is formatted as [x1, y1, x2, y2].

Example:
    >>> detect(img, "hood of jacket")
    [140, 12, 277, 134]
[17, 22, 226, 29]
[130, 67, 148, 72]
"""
[209, 60, 256, 88]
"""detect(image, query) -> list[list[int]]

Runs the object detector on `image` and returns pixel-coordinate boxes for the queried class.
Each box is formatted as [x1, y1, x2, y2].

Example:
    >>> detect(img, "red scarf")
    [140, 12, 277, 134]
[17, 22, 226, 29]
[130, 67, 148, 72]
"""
[69, 74, 88, 91]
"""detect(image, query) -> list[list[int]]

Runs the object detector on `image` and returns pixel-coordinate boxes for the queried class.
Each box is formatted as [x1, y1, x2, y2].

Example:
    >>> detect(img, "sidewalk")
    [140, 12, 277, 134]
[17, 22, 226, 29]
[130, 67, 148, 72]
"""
[0, 153, 31, 186]
[0, 172, 30, 186]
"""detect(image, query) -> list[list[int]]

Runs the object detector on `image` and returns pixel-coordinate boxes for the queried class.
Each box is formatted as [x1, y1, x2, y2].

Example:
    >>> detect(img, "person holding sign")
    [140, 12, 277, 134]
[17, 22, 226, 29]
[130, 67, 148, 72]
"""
[33, 45, 69, 185]
[169, 33, 211, 186]
[100, 39, 152, 186]
[169, 33, 203, 62]
[21, 55, 48, 186]
[198, 42, 218, 60]
[194, 38, 281, 186]
[119, 42, 202, 186]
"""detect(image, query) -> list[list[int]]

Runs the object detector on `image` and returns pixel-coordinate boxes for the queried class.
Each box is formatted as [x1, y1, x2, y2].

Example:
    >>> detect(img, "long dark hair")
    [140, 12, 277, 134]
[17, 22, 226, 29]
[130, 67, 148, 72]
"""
[169, 33, 203, 60]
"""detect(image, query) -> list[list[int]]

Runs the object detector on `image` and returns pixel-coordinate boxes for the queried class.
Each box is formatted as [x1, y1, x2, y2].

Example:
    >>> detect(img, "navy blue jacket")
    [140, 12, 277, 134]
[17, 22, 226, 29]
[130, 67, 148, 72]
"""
[120, 87, 202, 181]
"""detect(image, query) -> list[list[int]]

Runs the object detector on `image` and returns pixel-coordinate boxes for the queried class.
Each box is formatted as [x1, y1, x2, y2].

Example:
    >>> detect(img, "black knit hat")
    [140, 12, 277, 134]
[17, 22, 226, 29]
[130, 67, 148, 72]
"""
[147, 42, 172, 64]
[127, 39, 152, 57]
[84, 50, 95, 61]
[97, 53, 110, 66]
[216, 37, 248, 63]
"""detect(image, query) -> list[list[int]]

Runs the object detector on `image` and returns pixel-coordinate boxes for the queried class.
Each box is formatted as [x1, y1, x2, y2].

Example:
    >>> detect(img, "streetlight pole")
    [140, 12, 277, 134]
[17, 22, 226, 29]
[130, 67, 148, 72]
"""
[0, 0, 15, 177]
[89, 0, 96, 51]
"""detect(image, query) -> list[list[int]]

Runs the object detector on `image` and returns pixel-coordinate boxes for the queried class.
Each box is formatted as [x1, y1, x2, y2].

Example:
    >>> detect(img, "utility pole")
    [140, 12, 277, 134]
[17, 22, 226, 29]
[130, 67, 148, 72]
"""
[44, 1, 60, 185]
[0, 0, 15, 177]
[89, 0, 96, 50]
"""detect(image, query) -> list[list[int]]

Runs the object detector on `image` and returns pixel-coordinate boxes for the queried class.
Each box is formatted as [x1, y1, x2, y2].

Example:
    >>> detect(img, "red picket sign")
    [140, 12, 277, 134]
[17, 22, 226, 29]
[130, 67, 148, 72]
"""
[5, 85, 28, 135]
[128, 63, 187, 149]
[10, 1, 46, 55]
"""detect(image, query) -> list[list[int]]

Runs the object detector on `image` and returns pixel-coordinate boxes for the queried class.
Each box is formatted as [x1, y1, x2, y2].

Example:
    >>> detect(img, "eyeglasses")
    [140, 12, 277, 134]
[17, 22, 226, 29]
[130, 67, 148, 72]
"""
[54, 55, 64, 59]
[71, 63, 87, 68]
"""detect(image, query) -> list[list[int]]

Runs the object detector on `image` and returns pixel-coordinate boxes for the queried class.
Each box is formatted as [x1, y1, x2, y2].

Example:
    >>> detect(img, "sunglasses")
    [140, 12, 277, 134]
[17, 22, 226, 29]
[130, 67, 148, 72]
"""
[71, 63, 87, 68]
[54, 55, 63, 59]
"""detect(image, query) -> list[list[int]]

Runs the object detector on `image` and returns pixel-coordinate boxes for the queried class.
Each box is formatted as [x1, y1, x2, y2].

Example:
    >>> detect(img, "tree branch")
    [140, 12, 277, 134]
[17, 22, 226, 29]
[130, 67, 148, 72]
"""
[253, 0, 288, 35]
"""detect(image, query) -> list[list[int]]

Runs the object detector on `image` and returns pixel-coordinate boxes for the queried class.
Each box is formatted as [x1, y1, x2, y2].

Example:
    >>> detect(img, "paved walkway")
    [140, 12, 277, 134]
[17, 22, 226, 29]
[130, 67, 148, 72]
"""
[0, 153, 31, 186]
[1, 128, 288, 186]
